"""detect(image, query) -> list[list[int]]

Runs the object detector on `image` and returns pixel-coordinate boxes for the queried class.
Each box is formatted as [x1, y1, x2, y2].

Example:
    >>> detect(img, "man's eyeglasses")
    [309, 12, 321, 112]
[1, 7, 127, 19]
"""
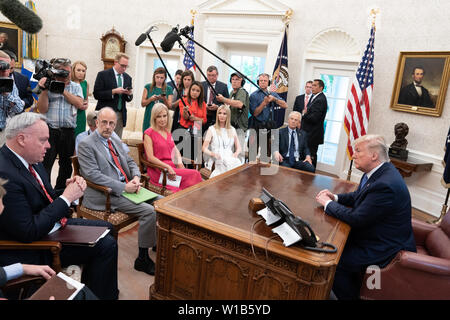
[118, 63, 128, 69]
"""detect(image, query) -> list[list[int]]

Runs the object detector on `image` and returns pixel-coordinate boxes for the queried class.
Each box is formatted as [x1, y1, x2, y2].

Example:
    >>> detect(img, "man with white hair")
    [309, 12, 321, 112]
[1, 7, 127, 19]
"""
[316, 134, 416, 299]
[0, 112, 119, 300]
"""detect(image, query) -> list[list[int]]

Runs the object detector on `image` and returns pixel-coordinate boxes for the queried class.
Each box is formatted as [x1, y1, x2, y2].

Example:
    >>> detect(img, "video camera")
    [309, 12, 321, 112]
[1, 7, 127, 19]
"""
[0, 60, 13, 94]
[32, 59, 68, 94]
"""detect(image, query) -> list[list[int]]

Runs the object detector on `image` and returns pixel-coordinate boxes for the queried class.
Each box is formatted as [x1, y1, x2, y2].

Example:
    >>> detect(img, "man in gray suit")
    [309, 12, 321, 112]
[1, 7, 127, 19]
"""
[77, 107, 161, 276]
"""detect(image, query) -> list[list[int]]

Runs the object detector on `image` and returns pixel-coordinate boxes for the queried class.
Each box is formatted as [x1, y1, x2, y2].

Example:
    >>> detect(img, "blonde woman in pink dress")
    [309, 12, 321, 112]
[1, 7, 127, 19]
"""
[143, 103, 202, 192]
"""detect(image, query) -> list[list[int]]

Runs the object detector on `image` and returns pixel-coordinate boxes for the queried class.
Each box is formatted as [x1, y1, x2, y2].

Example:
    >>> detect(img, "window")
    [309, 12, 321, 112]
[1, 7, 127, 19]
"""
[317, 74, 350, 166]
[227, 54, 266, 94]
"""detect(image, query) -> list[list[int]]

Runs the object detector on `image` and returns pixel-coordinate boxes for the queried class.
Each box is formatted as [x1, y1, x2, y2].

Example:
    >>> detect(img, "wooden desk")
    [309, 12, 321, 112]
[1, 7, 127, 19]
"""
[150, 164, 356, 300]
[389, 157, 433, 178]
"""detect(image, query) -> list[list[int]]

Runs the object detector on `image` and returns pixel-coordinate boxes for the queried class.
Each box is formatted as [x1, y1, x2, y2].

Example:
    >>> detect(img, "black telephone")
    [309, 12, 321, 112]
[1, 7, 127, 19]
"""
[260, 188, 337, 253]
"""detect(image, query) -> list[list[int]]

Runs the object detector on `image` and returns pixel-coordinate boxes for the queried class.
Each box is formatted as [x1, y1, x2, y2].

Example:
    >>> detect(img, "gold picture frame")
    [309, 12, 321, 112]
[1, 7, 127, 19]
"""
[0, 21, 23, 68]
[390, 51, 450, 117]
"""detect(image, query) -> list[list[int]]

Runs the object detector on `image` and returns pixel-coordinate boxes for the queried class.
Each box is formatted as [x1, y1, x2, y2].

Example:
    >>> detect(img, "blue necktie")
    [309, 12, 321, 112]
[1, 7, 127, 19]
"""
[289, 130, 296, 165]
[360, 174, 368, 189]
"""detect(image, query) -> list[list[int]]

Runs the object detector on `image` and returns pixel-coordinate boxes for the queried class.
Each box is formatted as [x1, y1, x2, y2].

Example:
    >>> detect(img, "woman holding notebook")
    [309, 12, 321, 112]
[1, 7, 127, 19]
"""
[143, 103, 202, 193]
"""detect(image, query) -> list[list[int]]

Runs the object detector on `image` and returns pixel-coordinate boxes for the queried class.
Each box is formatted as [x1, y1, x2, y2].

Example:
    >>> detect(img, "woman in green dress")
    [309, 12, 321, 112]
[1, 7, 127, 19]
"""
[141, 67, 173, 132]
[72, 61, 89, 137]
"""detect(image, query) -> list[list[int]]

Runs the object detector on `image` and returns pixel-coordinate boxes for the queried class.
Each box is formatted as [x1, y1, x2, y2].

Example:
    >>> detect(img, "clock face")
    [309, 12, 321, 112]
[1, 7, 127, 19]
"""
[105, 37, 120, 59]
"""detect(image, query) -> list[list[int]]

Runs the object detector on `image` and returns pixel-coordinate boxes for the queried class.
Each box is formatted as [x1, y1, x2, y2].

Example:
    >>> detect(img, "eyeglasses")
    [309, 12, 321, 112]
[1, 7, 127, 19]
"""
[118, 63, 128, 69]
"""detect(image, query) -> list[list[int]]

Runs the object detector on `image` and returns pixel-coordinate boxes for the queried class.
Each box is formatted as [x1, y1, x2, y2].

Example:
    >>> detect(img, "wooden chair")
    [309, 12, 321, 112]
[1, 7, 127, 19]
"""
[137, 143, 174, 197]
[0, 240, 62, 299]
[71, 156, 138, 240]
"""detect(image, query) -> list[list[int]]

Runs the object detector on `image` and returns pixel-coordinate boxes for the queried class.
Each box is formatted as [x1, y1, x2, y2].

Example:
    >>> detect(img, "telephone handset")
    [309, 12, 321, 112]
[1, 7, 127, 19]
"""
[261, 188, 337, 253]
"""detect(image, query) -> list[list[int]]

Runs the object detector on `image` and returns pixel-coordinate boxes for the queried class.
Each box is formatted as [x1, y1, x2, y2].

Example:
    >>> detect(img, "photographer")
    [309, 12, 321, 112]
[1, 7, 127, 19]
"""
[0, 50, 24, 146]
[36, 58, 85, 191]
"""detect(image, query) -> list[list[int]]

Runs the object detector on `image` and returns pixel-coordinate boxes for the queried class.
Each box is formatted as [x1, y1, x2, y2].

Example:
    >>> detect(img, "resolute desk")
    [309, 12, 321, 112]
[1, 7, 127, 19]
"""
[150, 164, 356, 300]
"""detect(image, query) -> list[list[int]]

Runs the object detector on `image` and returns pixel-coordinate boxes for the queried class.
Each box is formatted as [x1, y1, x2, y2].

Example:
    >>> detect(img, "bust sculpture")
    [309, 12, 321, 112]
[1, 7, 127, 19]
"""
[389, 122, 409, 160]
[390, 122, 409, 149]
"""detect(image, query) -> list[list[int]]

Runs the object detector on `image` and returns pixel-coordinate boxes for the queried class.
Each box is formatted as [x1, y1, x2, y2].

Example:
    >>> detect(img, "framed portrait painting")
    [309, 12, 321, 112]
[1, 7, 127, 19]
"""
[390, 51, 450, 117]
[0, 21, 22, 68]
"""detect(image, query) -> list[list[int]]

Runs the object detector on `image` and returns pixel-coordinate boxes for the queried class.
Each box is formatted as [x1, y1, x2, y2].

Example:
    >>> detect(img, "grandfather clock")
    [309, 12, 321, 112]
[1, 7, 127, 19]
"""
[100, 27, 126, 70]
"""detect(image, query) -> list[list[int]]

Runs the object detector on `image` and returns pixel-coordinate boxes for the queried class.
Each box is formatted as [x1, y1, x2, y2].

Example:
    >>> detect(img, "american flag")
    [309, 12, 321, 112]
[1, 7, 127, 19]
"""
[183, 18, 195, 71]
[344, 25, 375, 158]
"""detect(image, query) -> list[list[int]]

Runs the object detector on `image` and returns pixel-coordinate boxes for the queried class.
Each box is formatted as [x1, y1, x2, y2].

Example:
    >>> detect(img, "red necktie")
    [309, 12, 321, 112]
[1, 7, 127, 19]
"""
[29, 165, 67, 228]
[107, 139, 129, 183]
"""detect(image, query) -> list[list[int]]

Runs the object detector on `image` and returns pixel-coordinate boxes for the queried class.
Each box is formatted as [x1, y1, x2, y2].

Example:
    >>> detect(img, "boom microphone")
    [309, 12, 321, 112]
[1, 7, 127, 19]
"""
[160, 29, 181, 52]
[135, 25, 158, 46]
[0, 0, 43, 34]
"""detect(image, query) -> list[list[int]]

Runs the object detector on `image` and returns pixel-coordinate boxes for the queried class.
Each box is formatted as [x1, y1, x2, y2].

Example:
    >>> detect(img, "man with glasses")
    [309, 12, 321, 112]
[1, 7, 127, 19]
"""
[93, 52, 133, 138]
[0, 50, 24, 146]
[36, 57, 85, 191]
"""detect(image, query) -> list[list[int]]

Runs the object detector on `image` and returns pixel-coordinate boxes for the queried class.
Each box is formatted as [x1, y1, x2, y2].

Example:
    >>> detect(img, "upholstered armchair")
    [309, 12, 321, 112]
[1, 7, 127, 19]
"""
[71, 156, 138, 240]
[360, 210, 450, 300]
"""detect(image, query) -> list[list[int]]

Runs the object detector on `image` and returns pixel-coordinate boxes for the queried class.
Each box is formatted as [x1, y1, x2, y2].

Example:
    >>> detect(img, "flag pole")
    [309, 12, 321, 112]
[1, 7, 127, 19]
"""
[433, 189, 449, 224]
[347, 160, 353, 181]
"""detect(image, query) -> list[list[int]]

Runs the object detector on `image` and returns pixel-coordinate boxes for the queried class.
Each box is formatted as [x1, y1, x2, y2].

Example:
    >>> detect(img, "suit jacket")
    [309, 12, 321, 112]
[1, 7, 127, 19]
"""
[292, 94, 312, 114]
[398, 83, 434, 108]
[326, 162, 416, 269]
[13, 71, 33, 109]
[277, 127, 310, 162]
[202, 80, 229, 125]
[77, 130, 141, 211]
[301, 92, 327, 148]
[0, 146, 69, 266]
[93, 68, 133, 126]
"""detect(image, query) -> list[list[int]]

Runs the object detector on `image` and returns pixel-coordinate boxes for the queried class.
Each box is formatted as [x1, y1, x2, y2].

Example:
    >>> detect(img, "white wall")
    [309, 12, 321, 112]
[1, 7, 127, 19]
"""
[1, 0, 449, 216]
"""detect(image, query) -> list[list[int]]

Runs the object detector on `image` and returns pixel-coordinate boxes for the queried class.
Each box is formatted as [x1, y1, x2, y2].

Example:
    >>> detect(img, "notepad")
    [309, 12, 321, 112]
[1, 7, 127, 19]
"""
[122, 188, 159, 204]
[42, 225, 110, 247]
[159, 172, 182, 188]
[29, 272, 85, 300]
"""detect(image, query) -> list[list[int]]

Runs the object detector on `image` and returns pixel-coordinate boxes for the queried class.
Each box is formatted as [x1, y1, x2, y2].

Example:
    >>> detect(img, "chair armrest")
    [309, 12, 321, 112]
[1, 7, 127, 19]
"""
[0, 240, 62, 272]
[139, 157, 169, 187]
[412, 218, 437, 246]
[85, 180, 112, 195]
[397, 251, 450, 276]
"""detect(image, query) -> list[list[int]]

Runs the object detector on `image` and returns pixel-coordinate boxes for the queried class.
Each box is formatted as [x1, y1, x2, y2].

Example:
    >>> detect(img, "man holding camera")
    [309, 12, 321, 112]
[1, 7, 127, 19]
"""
[36, 58, 85, 191]
[0, 50, 24, 146]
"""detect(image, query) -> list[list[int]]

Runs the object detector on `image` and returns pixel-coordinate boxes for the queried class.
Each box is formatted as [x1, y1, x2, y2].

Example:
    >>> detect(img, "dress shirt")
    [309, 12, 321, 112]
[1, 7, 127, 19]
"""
[0, 82, 24, 129]
[249, 89, 282, 122]
[75, 129, 129, 154]
[3, 263, 23, 281]
[94, 130, 127, 182]
[46, 81, 83, 129]
[413, 81, 423, 96]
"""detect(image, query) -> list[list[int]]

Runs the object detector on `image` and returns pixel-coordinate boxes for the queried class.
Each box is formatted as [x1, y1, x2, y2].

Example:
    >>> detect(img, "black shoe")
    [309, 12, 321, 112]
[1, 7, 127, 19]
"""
[152, 246, 157, 252]
[134, 257, 155, 276]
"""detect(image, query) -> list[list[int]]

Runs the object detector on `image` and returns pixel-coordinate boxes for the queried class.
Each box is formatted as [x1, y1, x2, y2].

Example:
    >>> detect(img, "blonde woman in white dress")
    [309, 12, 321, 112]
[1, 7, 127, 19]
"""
[202, 105, 243, 178]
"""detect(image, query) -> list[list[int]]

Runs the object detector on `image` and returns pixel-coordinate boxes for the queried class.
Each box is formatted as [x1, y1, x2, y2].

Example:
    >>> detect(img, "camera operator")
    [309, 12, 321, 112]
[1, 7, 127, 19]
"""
[0, 50, 24, 146]
[35, 58, 85, 191]
[249, 73, 287, 157]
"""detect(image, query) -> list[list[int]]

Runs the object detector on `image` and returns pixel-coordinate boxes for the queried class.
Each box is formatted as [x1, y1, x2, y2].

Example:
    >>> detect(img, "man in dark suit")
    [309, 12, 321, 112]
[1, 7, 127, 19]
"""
[93, 52, 133, 138]
[3, 50, 33, 110]
[0, 112, 119, 300]
[273, 111, 314, 173]
[301, 79, 328, 168]
[202, 65, 229, 129]
[398, 66, 434, 108]
[316, 134, 416, 300]
[293, 80, 313, 116]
